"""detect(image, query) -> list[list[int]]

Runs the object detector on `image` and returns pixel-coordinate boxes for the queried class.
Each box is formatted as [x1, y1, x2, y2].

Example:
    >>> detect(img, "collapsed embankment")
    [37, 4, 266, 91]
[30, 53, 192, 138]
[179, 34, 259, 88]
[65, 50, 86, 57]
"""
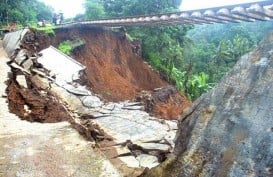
[2, 27, 190, 176]
[41, 26, 191, 119]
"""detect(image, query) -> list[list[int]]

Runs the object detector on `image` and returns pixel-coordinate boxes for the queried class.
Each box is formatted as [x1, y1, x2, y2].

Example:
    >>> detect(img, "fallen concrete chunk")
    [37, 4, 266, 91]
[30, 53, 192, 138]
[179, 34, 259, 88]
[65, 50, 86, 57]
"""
[63, 85, 92, 96]
[135, 142, 170, 152]
[122, 105, 144, 110]
[9, 62, 31, 75]
[81, 95, 103, 108]
[22, 58, 33, 71]
[90, 112, 111, 118]
[97, 108, 114, 114]
[103, 103, 123, 111]
[16, 75, 28, 88]
[136, 154, 159, 169]
[3, 29, 29, 57]
[115, 145, 131, 155]
[123, 102, 142, 107]
[14, 49, 27, 65]
[38, 46, 85, 83]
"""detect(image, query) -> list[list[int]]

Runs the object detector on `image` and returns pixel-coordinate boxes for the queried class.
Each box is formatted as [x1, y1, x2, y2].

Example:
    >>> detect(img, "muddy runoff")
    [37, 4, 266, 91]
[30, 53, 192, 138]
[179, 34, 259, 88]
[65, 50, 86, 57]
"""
[3, 28, 189, 176]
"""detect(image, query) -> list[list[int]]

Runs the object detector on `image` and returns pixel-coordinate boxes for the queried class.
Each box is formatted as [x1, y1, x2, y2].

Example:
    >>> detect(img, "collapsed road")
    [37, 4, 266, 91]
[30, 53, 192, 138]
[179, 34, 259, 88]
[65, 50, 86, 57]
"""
[0, 39, 121, 177]
[1, 27, 191, 176]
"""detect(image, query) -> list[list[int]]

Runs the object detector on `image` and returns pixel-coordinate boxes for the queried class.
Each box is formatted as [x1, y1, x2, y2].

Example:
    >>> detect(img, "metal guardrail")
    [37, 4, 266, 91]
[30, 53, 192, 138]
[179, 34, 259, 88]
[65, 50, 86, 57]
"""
[61, 0, 273, 27]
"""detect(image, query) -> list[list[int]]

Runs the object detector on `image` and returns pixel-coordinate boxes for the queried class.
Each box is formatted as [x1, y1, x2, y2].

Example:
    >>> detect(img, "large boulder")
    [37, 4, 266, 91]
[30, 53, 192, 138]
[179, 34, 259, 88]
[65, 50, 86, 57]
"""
[142, 33, 273, 177]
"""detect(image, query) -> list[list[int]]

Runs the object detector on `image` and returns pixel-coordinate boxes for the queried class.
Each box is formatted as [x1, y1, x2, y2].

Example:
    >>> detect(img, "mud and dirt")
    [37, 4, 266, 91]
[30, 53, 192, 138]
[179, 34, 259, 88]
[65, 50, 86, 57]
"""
[136, 86, 191, 120]
[6, 75, 70, 123]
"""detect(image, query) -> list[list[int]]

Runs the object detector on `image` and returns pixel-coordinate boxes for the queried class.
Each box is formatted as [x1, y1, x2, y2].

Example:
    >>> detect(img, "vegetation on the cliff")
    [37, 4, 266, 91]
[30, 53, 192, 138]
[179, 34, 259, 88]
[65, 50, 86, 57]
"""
[58, 41, 73, 55]
[58, 39, 85, 56]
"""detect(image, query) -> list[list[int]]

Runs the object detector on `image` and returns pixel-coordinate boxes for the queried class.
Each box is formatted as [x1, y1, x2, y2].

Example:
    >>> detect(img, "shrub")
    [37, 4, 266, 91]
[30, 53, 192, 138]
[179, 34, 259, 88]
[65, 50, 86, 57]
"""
[58, 41, 73, 55]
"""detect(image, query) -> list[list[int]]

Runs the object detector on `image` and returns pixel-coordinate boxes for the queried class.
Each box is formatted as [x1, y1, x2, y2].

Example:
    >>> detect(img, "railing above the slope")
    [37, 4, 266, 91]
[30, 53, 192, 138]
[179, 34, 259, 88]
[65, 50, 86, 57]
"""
[63, 0, 273, 27]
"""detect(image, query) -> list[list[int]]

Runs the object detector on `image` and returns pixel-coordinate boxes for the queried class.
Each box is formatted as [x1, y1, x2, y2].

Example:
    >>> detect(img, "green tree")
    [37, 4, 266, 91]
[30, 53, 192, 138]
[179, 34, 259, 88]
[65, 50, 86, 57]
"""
[101, 0, 181, 17]
[84, 0, 105, 20]
[0, 0, 53, 26]
[184, 21, 268, 85]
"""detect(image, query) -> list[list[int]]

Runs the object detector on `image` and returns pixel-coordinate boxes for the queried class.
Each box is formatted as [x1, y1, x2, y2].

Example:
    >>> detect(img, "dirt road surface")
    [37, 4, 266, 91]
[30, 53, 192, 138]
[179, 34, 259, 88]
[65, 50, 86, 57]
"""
[0, 40, 121, 177]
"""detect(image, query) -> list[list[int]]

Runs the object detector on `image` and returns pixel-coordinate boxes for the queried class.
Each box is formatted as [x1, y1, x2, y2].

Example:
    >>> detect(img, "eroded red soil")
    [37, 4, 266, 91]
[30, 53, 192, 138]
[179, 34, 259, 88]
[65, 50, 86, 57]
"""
[6, 75, 70, 123]
[51, 27, 167, 102]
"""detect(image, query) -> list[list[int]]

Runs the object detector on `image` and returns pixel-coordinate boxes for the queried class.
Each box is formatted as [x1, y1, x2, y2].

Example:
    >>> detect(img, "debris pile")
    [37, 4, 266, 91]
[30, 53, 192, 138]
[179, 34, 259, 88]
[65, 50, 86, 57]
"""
[136, 86, 191, 120]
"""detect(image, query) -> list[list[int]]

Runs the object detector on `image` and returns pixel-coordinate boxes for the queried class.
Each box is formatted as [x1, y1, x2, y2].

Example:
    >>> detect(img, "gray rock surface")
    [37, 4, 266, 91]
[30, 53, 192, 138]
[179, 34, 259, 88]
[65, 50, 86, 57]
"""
[143, 32, 273, 177]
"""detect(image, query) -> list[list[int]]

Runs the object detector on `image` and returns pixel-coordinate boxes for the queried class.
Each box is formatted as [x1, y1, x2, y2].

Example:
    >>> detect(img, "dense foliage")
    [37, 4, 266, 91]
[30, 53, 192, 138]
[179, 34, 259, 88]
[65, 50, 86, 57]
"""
[0, 0, 53, 26]
[185, 21, 273, 84]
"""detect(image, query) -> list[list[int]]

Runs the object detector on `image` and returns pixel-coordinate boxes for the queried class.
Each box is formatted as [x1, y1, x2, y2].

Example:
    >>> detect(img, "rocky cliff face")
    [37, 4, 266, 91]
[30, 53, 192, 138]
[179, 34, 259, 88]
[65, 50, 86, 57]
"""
[142, 32, 273, 177]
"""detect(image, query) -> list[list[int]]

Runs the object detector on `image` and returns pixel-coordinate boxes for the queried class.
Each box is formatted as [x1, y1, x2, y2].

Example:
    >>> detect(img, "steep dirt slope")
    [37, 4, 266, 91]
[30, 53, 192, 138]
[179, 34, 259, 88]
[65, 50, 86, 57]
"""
[52, 27, 167, 101]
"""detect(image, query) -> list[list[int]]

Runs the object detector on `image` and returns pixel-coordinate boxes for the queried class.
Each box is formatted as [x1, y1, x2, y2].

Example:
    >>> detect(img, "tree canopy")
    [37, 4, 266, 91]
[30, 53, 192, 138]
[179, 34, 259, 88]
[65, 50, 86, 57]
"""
[0, 0, 53, 26]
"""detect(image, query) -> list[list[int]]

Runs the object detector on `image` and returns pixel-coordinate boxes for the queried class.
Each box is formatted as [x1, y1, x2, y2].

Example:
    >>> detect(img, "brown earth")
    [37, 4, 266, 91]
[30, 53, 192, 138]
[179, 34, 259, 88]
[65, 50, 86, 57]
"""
[6, 74, 70, 123]
[136, 86, 191, 120]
